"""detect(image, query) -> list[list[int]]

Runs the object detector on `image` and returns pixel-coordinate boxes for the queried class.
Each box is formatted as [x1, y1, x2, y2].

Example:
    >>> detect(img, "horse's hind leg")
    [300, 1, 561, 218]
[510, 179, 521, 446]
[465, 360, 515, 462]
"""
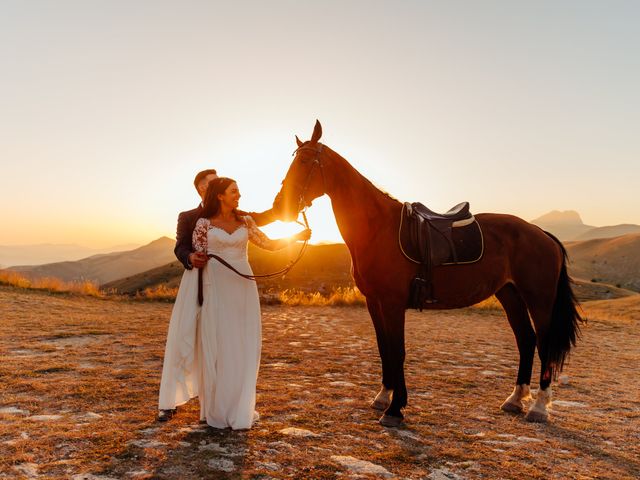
[518, 288, 557, 423]
[496, 283, 535, 413]
[366, 298, 393, 411]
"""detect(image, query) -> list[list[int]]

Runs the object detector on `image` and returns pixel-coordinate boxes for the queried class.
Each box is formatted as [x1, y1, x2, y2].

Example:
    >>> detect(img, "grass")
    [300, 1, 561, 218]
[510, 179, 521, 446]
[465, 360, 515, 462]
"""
[0, 285, 639, 479]
[1, 270, 510, 313]
[0, 270, 103, 297]
[277, 287, 366, 306]
[134, 284, 180, 302]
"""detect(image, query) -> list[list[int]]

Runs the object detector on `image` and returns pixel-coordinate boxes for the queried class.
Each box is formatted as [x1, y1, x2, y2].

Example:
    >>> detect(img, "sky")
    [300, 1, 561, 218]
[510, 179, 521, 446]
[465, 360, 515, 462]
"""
[1, 0, 639, 248]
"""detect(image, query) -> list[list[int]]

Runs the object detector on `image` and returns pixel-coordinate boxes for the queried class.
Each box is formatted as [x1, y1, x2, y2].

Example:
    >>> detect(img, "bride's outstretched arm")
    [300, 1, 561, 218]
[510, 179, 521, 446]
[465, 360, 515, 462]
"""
[245, 216, 310, 251]
[238, 208, 277, 227]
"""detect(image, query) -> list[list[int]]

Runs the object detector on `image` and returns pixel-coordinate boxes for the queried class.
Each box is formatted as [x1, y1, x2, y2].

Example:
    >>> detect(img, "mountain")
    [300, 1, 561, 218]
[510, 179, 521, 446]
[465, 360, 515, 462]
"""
[531, 210, 640, 242]
[570, 278, 637, 302]
[9, 237, 175, 285]
[530, 210, 595, 241]
[0, 243, 140, 269]
[103, 243, 354, 293]
[573, 224, 640, 241]
[566, 233, 640, 292]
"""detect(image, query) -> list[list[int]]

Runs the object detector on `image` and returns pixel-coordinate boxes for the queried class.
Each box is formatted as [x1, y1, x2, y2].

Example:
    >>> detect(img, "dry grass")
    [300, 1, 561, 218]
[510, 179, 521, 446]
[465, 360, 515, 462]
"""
[0, 270, 103, 298]
[1, 285, 639, 479]
[134, 284, 180, 302]
[471, 295, 503, 311]
[278, 287, 366, 307]
[582, 294, 640, 324]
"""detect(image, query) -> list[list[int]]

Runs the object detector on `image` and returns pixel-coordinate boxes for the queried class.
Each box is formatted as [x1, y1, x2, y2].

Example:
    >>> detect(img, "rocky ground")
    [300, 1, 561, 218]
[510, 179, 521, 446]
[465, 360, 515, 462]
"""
[1, 286, 639, 479]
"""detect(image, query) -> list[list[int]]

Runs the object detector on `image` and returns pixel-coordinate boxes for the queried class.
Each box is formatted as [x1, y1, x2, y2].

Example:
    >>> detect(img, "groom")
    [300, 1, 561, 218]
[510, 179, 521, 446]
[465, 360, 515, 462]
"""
[160, 169, 278, 422]
[174, 168, 277, 270]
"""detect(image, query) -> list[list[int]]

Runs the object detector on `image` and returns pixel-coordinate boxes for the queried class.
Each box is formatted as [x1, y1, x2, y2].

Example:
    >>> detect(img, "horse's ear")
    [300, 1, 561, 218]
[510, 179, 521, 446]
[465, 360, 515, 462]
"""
[310, 119, 322, 143]
[295, 135, 303, 147]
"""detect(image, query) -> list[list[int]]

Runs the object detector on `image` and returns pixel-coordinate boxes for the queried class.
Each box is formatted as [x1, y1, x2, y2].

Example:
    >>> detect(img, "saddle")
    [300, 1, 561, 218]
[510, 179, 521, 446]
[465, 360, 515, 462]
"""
[399, 201, 484, 309]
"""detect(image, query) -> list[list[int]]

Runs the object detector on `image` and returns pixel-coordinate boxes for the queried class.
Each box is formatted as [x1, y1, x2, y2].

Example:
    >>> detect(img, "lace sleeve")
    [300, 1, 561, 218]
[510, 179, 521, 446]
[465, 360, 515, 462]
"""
[192, 218, 209, 253]
[245, 216, 276, 251]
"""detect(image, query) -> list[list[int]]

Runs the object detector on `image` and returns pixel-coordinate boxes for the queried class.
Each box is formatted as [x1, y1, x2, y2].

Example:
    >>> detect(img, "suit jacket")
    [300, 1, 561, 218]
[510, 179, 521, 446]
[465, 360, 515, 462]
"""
[174, 205, 277, 269]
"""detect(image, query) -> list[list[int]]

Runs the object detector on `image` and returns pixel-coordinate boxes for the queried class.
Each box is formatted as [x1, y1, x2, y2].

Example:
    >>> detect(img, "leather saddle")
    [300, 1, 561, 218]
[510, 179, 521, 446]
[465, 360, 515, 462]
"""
[399, 201, 484, 309]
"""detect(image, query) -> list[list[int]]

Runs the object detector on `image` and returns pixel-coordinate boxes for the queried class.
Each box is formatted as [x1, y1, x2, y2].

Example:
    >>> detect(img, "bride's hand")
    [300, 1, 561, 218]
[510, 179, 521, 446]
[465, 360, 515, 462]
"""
[295, 229, 312, 241]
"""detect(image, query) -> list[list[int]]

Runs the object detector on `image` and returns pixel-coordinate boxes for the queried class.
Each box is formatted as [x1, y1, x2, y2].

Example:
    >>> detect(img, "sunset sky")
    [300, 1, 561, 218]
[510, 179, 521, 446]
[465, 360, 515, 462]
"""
[1, 1, 639, 248]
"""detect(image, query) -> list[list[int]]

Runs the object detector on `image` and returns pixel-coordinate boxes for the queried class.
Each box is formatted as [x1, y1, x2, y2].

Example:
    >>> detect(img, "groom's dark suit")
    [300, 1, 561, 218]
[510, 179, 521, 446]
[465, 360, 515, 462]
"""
[174, 205, 276, 269]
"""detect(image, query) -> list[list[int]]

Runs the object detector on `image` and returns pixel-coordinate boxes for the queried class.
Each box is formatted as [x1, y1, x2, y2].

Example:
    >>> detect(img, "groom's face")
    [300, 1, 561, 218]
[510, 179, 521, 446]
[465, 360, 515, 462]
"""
[197, 173, 218, 199]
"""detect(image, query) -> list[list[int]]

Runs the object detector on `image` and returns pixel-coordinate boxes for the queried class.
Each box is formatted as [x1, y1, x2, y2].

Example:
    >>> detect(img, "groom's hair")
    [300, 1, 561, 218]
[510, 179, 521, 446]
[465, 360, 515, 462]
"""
[193, 169, 217, 190]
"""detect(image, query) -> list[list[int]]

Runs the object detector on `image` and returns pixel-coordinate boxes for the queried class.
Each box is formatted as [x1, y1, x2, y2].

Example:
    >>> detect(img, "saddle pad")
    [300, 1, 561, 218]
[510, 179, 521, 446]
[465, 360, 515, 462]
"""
[440, 219, 484, 265]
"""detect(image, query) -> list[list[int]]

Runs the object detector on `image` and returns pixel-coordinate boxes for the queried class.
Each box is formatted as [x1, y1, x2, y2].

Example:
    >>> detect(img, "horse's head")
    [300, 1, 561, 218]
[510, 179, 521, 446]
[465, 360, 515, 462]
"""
[273, 120, 327, 222]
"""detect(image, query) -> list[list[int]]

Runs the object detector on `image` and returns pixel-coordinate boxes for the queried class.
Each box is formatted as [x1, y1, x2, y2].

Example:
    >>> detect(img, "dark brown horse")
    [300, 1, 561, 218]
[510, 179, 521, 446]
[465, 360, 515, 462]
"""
[273, 120, 583, 427]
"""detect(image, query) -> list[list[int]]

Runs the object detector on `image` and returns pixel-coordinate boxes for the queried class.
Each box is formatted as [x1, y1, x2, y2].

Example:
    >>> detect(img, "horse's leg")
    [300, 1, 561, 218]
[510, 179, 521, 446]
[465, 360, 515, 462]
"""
[518, 290, 556, 423]
[366, 298, 393, 411]
[495, 283, 535, 413]
[378, 302, 407, 428]
[524, 320, 554, 422]
[525, 237, 583, 423]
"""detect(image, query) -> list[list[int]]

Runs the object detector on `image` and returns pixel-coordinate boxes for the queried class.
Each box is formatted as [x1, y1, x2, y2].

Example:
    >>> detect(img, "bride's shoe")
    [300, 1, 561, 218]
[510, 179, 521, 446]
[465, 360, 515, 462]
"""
[157, 408, 177, 422]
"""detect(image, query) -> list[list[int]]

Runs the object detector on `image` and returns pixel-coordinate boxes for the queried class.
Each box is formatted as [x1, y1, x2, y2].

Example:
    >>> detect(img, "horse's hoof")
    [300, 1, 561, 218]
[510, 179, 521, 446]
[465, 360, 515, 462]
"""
[379, 414, 404, 428]
[370, 400, 390, 411]
[525, 409, 549, 423]
[500, 400, 523, 414]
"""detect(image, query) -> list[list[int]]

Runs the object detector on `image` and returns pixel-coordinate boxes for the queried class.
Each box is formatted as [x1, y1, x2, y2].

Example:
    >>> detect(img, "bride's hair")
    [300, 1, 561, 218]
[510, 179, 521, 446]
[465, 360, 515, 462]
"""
[201, 177, 240, 219]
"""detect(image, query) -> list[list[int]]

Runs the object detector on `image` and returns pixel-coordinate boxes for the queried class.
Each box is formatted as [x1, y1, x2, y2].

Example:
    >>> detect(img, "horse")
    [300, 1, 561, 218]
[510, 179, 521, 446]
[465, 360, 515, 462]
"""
[272, 120, 584, 427]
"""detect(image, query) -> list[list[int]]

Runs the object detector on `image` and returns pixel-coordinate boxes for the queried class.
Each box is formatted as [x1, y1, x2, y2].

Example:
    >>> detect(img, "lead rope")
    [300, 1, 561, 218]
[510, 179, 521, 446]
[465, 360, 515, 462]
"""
[198, 211, 310, 306]
[208, 212, 310, 280]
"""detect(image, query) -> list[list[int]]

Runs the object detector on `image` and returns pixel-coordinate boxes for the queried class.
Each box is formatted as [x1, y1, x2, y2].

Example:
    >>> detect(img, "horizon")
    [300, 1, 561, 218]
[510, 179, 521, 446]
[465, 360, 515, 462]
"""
[1, 207, 636, 252]
[1, 1, 639, 248]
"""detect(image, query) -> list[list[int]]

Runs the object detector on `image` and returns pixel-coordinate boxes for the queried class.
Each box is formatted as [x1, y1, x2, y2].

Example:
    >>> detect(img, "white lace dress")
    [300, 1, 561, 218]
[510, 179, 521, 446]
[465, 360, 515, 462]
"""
[158, 215, 274, 429]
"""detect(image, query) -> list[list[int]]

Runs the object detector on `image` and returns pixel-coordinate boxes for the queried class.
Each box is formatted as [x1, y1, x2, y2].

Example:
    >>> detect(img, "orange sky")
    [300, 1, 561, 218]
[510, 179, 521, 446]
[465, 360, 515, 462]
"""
[1, 1, 639, 248]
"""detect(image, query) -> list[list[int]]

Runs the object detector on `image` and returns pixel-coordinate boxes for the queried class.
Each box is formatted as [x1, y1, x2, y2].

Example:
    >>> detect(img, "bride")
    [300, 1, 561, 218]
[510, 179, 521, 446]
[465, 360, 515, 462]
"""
[158, 177, 310, 429]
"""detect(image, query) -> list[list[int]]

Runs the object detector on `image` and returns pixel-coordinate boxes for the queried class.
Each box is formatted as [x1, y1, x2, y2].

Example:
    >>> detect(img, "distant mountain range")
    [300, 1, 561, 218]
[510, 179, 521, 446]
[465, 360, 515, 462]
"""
[530, 210, 640, 241]
[9, 237, 175, 285]
[103, 242, 354, 293]
[0, 243, 141, 269]
[105, 234, 640, 300]
[3, 210, 639, 300]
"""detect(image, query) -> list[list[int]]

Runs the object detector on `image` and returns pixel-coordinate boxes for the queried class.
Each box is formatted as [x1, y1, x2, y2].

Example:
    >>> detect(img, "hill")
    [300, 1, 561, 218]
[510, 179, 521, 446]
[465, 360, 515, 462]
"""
[103, 242, 354, 293]
[103, 238, 639, 303]
[582, 291, 640, 322]
[9, 237, 175, 285]
[0, 243, 139, 269]
[531, 210, 640, 242]
[566, 233, 640, 292]
[530, 210, 594, 241]
[573, 224, 640, 241]
[570, 278, 638, 302]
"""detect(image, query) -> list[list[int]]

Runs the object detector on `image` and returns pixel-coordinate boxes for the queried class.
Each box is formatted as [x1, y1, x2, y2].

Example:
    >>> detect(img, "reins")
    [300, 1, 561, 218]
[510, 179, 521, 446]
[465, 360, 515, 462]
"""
[197, 143, 323, 305]
[206, 211, 310, 281]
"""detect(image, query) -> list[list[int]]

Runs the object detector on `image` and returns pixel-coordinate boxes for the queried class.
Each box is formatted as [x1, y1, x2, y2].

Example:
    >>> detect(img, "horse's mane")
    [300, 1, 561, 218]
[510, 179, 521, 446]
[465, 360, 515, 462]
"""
[367, 178, 401, 204]
[321, 142, 401, 205]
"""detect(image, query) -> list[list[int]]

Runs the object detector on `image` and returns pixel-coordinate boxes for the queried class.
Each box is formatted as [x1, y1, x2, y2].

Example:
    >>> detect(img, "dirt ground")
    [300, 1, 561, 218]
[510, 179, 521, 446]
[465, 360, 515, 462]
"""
[1, 286, 639, 479]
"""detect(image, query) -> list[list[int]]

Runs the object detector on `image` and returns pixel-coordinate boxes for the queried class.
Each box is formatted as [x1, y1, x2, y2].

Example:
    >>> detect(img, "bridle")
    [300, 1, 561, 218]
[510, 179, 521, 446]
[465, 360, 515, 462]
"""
[289, 142, 326, 215]
[197, 143, 325, 303]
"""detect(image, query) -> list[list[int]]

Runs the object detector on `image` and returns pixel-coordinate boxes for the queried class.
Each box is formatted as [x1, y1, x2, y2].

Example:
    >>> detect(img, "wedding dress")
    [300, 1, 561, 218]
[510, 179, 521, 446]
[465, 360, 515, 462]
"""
[158, 215, 274, 429]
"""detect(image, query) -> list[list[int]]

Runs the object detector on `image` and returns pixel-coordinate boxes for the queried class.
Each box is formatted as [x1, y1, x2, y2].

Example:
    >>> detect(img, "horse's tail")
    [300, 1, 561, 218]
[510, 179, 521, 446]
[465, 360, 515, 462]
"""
[544, 231, 585, 376]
